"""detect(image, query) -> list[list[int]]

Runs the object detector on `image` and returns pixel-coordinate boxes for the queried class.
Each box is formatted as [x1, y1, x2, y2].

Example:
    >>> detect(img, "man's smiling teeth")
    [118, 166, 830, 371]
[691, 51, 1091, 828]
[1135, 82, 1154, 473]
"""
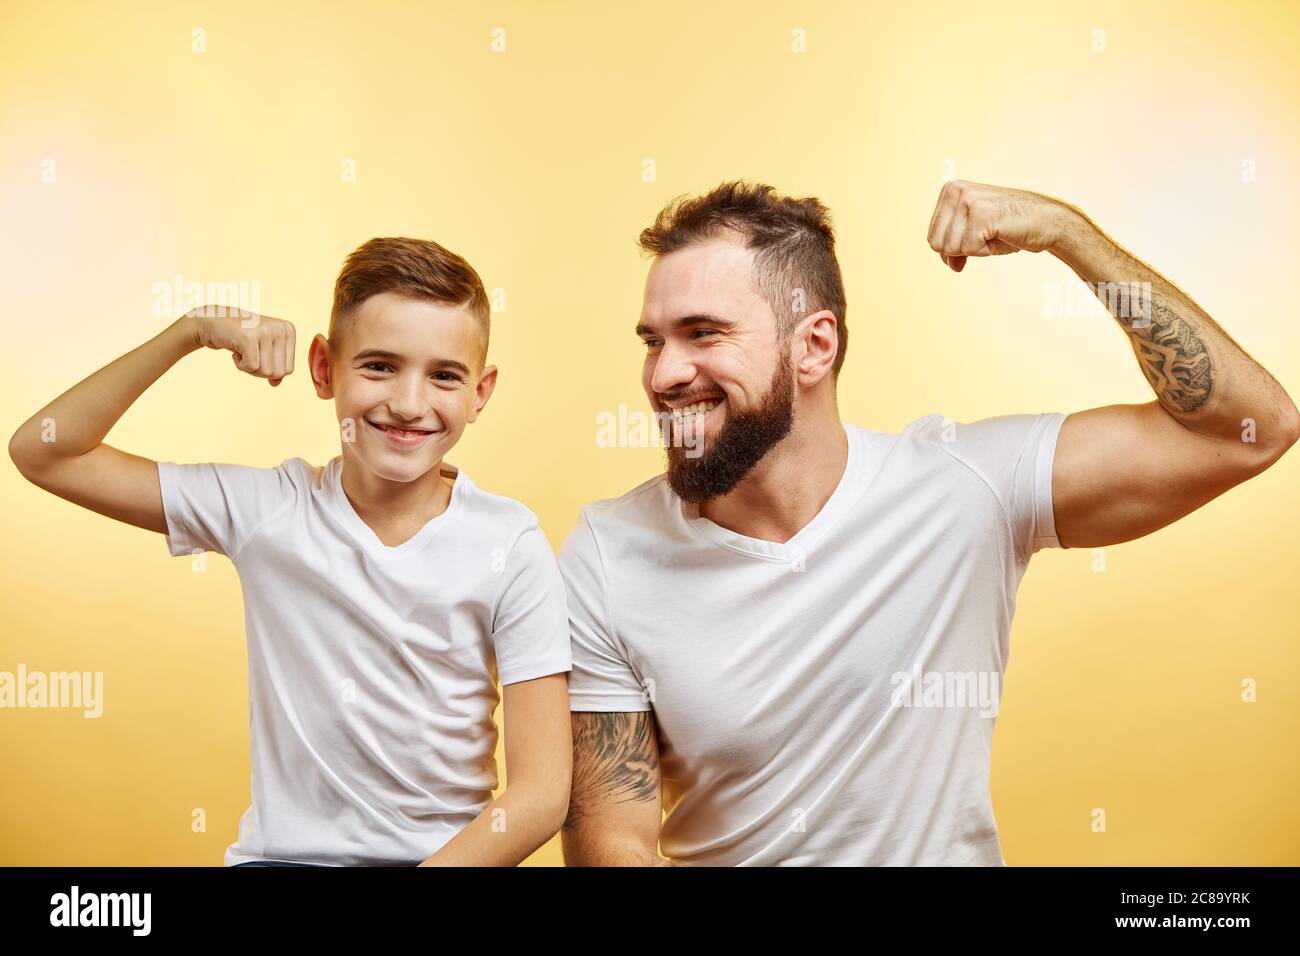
[669, 400, 720, 421]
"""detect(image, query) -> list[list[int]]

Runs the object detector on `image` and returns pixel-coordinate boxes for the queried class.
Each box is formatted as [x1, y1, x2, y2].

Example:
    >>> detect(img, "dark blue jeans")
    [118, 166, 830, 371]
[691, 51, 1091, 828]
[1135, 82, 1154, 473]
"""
[233, 861, 329, 867]
[233, 860, 421, 867]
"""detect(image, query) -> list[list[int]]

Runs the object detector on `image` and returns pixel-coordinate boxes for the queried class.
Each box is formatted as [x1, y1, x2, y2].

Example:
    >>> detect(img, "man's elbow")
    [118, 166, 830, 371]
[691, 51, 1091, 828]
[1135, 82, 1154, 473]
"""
[560, 825, 664, 867]
[1263, 400, 1300, 468]
[1281, 400, 1300, 451]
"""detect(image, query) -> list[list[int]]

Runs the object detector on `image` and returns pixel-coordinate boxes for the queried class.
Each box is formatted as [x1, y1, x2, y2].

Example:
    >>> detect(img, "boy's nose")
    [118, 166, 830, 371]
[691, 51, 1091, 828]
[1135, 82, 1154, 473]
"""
[386, 377, 430, 421]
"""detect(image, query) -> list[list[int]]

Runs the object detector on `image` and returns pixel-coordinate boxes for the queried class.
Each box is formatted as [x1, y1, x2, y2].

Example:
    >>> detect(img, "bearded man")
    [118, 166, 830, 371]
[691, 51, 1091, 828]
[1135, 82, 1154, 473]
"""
[557, 179, 1299, 866]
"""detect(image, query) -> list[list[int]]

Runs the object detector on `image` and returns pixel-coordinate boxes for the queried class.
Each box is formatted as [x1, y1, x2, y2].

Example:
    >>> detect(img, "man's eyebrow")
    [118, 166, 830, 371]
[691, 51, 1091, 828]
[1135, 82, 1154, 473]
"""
[352, 349, 471, 374]
[635, 314, 733, 337]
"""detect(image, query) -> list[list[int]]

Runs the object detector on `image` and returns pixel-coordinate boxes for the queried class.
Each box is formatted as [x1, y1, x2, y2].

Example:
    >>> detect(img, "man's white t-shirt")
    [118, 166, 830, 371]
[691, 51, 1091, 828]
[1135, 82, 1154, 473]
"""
[559, 411, 1067, 866]
[157, 455, 572, 866]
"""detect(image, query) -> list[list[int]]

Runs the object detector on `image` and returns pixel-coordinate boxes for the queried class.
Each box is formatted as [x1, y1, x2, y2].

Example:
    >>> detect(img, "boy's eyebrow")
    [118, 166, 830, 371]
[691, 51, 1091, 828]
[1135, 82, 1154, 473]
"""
[635, 313, 733, 337]
[352, 349, 471, 375]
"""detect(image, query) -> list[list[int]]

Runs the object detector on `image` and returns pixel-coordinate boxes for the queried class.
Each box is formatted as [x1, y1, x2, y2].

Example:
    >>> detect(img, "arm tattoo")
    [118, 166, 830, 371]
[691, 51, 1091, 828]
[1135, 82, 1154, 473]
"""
[565, 711, 660, 827]
[1106, 284, 1214, 414]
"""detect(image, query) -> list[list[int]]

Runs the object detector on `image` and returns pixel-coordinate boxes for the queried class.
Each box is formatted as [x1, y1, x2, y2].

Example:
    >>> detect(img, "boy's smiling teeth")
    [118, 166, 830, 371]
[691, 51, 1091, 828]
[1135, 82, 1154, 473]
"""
[669, 399, 720, 421]
[367, 418, 435, 437]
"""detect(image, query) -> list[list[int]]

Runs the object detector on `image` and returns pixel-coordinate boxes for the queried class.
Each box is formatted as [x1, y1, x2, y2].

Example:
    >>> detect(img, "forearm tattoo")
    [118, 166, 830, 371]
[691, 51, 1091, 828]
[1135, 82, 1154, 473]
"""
[565, 712, 660, 827]
[1104, 283, 1214, 414]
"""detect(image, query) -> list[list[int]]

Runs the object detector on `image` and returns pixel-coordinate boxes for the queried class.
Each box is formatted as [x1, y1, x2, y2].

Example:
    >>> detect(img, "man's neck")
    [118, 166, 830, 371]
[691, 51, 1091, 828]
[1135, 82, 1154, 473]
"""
[696, 407, 849, 545]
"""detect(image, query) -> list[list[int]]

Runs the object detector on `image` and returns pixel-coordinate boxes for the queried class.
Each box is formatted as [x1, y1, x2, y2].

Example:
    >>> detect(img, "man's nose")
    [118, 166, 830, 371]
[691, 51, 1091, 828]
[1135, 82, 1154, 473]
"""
[650, 340, 696, 398]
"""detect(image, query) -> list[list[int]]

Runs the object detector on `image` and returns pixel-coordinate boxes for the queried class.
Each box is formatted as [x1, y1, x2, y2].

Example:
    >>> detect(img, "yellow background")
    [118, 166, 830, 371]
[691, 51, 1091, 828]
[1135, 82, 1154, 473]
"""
[2, 0, 1297, 865]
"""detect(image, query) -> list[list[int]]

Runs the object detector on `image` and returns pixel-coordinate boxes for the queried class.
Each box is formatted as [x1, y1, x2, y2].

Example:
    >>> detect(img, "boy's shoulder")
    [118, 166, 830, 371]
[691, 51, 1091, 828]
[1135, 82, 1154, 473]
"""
[447, 466, 544, 538]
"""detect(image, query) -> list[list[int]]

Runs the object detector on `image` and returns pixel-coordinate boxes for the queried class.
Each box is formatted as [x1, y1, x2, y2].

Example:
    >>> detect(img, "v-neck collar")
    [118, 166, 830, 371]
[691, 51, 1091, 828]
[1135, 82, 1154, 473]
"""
[329, 456, 463, 559]
[681, 422, 861, 562]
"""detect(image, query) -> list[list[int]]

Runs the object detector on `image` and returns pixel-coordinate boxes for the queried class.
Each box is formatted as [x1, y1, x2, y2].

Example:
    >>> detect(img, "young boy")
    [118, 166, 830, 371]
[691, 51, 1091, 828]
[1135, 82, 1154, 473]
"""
[8, 237, 573, 866]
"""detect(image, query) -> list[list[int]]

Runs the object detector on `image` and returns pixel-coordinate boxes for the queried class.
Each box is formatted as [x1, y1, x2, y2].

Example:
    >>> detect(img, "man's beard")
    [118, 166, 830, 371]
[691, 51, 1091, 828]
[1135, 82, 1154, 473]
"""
[663, 346, 795, 503]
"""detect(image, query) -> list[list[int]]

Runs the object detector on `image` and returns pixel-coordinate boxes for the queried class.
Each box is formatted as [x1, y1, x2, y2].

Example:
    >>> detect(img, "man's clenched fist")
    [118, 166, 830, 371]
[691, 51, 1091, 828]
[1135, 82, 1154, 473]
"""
[926, 180, 1072, 273]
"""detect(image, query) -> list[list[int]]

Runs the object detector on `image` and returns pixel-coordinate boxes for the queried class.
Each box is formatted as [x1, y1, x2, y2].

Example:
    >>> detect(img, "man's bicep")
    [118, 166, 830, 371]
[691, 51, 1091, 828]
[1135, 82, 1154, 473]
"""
[1053, 401, 1270, 549]
[562, 711, 664, 865]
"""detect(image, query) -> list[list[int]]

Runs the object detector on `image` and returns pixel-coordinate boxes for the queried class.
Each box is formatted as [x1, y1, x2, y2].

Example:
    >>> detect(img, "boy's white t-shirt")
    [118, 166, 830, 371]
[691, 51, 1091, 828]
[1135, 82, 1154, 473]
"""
[560, 411, 1067, 866]
[157, 455, 572, 866]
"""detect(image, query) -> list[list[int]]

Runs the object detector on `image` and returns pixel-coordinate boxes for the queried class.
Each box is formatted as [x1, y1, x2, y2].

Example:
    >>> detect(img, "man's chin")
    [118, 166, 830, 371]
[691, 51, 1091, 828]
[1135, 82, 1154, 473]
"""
[664, 452, 741, 504]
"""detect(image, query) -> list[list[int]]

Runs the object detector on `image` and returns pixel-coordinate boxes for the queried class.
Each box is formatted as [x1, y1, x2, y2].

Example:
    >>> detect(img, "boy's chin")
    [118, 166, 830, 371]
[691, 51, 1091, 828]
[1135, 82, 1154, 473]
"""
[353, 444, 447, 483]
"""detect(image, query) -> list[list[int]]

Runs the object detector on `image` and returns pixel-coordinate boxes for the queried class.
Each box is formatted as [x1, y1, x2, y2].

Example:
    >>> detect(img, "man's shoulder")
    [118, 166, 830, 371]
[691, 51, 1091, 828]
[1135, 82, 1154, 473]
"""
[577, 473, 676, 526]
[877, 410, 1066, 512]
[841, 414, 947, 462]
[560, 474, 679, 565]
[848, 411, 1048, 456]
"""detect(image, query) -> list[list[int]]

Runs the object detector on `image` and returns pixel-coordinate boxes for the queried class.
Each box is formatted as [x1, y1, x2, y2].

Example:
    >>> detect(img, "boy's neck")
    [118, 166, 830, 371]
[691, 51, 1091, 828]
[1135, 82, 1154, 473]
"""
[338, 453, 455, 535]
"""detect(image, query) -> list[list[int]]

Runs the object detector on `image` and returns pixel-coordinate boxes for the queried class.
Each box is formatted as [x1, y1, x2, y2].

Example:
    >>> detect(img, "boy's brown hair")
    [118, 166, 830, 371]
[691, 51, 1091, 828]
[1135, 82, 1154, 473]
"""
[638, 181, 848, 379]
[330, 237, 491, 370]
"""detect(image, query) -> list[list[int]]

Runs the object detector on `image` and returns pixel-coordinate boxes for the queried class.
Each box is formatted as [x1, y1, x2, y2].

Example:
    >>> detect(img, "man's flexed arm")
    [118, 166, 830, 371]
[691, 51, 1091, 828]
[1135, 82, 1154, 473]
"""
[563, 711, 675, 866]
[926, 180, 1300, 548]
[8, 307, 296, 533]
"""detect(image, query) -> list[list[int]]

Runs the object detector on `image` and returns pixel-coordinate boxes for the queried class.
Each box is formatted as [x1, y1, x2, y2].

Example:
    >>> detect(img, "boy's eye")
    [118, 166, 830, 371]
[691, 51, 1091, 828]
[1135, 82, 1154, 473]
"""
[432, 372, 462, 383]
[363, 362, 393, 373]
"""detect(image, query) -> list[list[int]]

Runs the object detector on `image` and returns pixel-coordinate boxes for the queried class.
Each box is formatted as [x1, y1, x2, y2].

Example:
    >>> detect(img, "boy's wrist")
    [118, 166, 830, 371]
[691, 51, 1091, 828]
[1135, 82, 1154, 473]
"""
[173, 310, 205, 353]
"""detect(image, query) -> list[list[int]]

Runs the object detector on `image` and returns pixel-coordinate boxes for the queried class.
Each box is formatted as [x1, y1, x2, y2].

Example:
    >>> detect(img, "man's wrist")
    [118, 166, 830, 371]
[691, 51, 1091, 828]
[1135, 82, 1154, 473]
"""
[1045, 201, 1098, 267]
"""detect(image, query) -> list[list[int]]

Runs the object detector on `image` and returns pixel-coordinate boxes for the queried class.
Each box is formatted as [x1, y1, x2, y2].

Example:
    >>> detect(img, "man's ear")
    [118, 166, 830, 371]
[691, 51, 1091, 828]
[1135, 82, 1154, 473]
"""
[468, 365, 498, 424]
[309, 334, 335, 399]
[795, 309, 839, 388]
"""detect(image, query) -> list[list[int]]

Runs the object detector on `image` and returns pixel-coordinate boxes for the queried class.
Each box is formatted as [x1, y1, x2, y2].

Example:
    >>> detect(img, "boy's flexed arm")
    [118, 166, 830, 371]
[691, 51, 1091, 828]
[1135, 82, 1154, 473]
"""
[8, 308, 296, 533]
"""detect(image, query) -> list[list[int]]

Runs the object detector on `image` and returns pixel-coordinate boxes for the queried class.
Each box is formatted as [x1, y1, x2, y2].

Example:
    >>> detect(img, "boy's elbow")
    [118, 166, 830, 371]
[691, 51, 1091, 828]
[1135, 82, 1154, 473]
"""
[8, 427, 40, 481]
[526, 778, 572, 838]
[541, 783, 572, 837]
[8, 428, 60, 486]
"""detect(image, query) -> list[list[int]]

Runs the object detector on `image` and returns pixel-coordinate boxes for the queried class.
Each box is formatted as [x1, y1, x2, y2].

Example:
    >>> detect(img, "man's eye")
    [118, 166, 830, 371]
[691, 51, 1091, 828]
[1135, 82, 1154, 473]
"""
[432, 372, 462, 383]
[363, 362, 392, 372]
[642, 339, 661, 350]
[692, 329, 717, 339]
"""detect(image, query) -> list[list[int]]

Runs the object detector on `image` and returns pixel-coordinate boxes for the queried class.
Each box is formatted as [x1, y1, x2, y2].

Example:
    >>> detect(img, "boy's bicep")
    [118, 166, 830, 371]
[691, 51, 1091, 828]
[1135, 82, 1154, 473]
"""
[20, 443, 167, 535]
[501, 673, 573, 791]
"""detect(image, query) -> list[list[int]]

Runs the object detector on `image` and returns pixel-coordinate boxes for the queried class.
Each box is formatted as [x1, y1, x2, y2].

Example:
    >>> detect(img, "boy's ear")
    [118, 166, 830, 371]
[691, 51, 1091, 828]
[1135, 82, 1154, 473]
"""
[467, 365, 498, 424]
[309, 334, 335, 399]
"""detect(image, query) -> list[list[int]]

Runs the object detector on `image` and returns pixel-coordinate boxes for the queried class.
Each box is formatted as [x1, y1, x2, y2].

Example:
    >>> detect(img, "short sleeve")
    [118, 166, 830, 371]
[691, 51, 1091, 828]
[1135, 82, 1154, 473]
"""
[156, 460, 297, 559]
[943, 411, 1067, 564]
[490, 524, 573, 686]
[557, 510, 652, 712]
